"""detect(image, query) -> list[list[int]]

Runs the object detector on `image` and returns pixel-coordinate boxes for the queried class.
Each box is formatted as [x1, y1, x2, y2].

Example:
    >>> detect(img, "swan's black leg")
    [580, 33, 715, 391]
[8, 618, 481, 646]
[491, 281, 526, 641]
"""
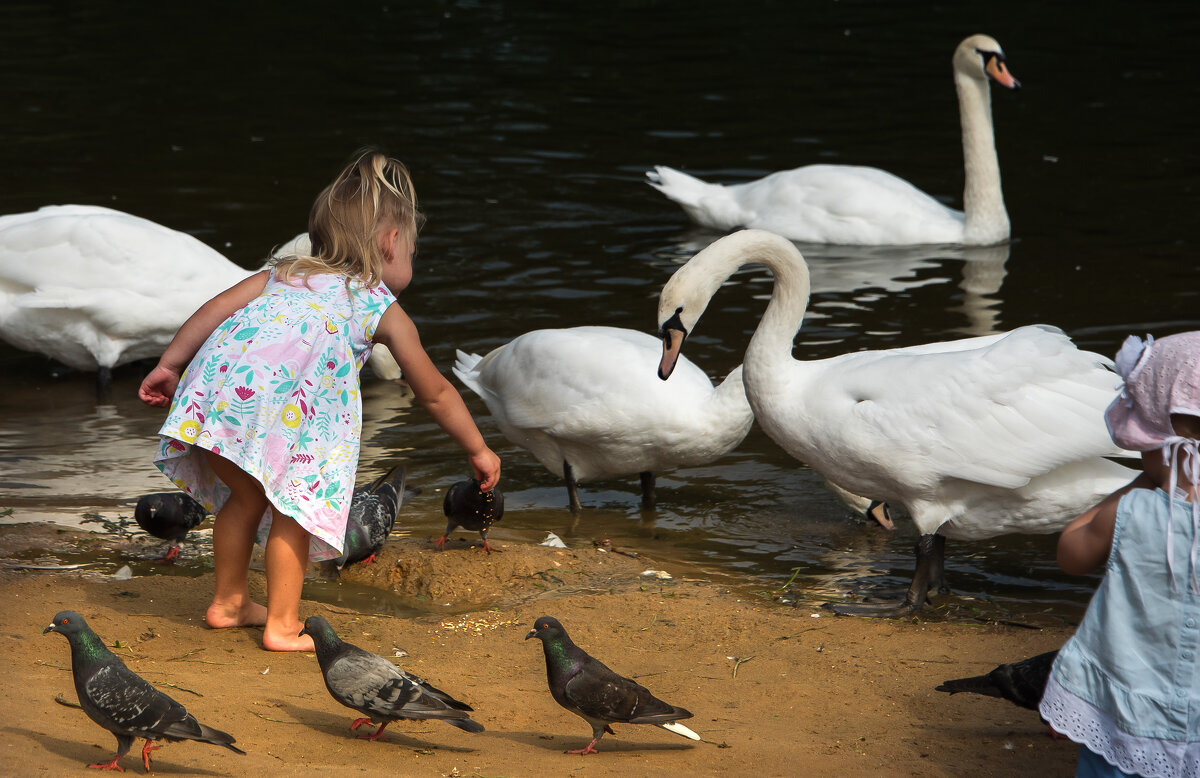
[827, 532, 947, 617]
[639, 471, 656, 510]
[96, 366, 113, 403]
[563, 460, 582, 513]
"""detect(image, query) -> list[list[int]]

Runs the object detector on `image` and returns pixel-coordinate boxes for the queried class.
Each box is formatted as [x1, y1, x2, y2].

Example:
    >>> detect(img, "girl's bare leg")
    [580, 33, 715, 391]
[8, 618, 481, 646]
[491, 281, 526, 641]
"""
[202, 450, 269, 628]
[261, 510, 315, 652]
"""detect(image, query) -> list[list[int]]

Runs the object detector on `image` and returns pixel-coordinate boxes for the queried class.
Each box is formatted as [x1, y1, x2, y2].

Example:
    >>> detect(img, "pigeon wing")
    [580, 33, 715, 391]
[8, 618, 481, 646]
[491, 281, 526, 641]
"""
[83, 663, 200, 739]
[563, 657, 690, 724]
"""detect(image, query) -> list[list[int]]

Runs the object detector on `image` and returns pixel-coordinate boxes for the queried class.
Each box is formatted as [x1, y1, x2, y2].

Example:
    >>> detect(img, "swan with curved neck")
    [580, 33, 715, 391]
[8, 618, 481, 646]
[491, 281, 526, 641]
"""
[657, 230, 1136, 612]
[647, 34, 1018, 246]
[454, 325, 753, 512]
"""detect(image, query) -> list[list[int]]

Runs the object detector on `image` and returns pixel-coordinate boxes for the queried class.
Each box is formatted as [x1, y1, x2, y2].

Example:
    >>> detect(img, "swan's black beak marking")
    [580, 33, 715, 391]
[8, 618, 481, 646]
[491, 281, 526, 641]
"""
[658, 309, 687, 381]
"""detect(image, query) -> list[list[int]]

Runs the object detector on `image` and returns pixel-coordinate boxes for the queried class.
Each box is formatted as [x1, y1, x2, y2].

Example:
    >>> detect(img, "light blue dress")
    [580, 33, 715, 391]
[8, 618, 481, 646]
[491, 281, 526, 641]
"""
[1040, 487, 1200, 778]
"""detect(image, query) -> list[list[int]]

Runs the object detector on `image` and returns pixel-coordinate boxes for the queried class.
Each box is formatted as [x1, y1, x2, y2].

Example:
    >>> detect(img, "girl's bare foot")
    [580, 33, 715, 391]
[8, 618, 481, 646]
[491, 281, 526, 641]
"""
[206, 599, 268, 629]
[263, 625, 315, 652]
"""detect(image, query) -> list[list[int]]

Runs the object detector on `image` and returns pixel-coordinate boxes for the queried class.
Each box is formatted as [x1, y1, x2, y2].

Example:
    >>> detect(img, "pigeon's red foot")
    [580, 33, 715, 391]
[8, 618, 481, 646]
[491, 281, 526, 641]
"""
[433, 536, 448, 551]
[87, 755, 125, 771]
[140, 740, 162, 770]
[481, 540, 500, 554]
[566, 738, 601, 755]
[159, 545, 181, 563]
[360, 553, 377, 565]
[356, 721, 391, 741]
[350, 717, 375, 731]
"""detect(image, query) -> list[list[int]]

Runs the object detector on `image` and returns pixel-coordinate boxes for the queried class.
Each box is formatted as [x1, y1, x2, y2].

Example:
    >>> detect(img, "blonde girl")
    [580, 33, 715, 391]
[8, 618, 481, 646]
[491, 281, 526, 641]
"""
[139, 148, 501, 651]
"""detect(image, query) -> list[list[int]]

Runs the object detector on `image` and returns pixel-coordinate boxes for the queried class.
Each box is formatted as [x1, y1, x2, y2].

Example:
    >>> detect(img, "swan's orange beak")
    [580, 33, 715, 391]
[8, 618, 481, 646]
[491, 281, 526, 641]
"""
[659, 324, 685, 380]
[985, 56, 1020, 90]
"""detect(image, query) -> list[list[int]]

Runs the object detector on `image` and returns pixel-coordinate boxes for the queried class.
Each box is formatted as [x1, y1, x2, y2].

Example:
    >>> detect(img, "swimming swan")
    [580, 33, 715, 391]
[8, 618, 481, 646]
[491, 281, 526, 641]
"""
[647, 34, 1019, 246]
[453, 325, 754, 512]
[656, 230, 1136, 612]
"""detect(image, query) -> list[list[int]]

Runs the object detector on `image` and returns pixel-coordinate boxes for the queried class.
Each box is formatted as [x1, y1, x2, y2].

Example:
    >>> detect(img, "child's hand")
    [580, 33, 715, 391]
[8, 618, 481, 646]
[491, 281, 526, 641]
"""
[138, 364, 181, 408]
[470, 448, 502, 492]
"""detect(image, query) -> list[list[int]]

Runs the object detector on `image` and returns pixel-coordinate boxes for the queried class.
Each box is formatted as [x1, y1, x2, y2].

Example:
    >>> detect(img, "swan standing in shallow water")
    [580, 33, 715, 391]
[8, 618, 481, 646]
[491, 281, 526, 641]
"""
[0, 205, 250, 393]
[0, 206, 400, 395]
[453, 325, 753, 512]
[647, 34, 1019, 246]
[656, 230, 1136, 612]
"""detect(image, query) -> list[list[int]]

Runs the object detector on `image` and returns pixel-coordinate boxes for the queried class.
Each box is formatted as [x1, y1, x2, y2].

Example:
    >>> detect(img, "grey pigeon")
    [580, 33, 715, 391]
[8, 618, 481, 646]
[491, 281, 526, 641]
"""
[134, 492, 208, 562]
[298, 616, 484, 741]
[935, 649, 1058, 710]
[332, 464, 418, 568]
[525, 616, 699, 755]
[43, 610, 244, 772]
[435, 478, 503, 553]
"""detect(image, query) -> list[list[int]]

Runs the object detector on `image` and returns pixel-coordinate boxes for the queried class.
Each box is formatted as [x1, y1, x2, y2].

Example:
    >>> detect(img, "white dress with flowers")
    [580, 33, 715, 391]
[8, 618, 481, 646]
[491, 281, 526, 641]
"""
[154, 269, 396, 561]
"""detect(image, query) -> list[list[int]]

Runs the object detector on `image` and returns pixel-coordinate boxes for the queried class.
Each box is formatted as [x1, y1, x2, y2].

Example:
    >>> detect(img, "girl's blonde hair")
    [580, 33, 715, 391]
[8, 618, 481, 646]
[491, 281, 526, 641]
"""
[274, 147, 422, 287]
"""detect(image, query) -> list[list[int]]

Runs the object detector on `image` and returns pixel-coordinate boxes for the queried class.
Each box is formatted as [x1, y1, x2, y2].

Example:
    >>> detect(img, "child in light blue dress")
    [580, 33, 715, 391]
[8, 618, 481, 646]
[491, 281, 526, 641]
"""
[1041, 332, 1200, 778]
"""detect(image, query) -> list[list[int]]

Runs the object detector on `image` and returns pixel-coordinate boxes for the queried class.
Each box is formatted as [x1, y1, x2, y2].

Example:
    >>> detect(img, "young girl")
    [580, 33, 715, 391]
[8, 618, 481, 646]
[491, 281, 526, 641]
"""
[1040, 331, 1200, 777]
[138, 149, 501, 651]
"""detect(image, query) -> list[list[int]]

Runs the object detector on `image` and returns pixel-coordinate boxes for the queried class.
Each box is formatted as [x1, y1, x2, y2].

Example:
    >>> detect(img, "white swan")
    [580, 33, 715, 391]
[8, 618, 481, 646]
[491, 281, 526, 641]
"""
[647, 34, 1019, 246]
[656, 230, 1136, 612]
[453, 325, 754, 511]
[0, 205, 250, 392]
[0, 206, 399, 394]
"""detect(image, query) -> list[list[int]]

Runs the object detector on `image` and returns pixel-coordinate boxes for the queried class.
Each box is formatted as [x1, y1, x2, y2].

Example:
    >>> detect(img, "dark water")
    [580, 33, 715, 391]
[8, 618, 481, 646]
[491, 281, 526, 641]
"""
[2, 2, 1199, 619]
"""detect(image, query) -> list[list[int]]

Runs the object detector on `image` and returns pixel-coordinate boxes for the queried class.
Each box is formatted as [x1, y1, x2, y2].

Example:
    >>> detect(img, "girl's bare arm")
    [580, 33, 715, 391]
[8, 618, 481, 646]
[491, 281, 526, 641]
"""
[373, 303, 501, 490]
[138, 271, 269, 407]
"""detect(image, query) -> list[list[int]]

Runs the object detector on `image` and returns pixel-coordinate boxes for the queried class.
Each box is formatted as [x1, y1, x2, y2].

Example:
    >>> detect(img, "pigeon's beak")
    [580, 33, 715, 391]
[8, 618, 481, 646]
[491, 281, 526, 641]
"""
[298, 625, 309, 638]
[524, 628, 538, 640]
[42, 623, 55, 634]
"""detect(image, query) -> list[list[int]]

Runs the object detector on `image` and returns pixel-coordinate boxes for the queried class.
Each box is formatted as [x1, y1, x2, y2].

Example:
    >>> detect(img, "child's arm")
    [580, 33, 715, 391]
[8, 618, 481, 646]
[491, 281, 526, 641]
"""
[138, 271, 270, 408]
[1057, 471, 1153, 575]
[373, 303, 501, 490]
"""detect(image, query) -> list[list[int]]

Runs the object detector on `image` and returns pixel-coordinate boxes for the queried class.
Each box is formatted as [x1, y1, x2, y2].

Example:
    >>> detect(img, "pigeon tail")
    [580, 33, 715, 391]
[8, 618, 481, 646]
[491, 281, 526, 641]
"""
[445, 717, 486, 734]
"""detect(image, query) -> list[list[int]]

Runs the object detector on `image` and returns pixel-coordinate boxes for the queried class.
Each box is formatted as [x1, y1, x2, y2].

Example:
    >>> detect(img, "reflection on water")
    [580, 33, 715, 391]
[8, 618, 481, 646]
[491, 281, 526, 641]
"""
[2, 2, 1199, 621]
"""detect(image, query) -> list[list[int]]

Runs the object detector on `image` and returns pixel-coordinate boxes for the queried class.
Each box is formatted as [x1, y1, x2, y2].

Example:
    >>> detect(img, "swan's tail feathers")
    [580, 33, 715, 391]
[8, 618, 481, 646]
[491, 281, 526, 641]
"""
[659, 721, 701, 741]
[452, 349, 484, 394]
[646, 166, 744, 231]
[646, 166, 717, 206]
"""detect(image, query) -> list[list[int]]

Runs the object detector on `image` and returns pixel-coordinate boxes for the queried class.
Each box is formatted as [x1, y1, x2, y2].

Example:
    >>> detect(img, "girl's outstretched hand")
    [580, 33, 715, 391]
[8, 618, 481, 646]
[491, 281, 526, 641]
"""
[138, 364, 181, 408]
[471, 448, 502, 492]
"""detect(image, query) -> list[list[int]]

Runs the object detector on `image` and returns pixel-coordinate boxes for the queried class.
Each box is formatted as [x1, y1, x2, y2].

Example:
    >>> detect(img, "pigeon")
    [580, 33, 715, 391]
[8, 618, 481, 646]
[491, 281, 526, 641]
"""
[331, 464, 417, 568]
[525, 616, 700, 755]
[134, 491, 209, 562]
[43, 610, 244, 772]
[298, 616, 484, 741]
[435, 478, 503, 554]
[936, 649, 1058, 711]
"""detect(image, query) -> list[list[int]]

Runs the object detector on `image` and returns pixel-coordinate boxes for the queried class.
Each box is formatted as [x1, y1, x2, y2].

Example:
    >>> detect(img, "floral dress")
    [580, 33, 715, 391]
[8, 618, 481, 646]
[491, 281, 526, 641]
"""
[154, 269, 396, 561]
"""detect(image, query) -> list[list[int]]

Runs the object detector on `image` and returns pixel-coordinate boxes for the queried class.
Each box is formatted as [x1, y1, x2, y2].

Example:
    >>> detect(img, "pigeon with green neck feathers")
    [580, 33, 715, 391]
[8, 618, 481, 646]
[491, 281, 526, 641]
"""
[43, 610, 244, 772]
[525, 616, 699, 755]
[299, 616, 484, 741]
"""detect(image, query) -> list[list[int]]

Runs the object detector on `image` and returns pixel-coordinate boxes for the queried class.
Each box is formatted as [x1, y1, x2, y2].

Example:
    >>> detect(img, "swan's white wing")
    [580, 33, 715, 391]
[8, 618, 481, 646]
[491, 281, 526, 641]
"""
[0, 205, 247, 294]
[729, 165, 964, 245]
[0, 205, 252, 369]
[786, 326, 1121, 492]
[473, 327, 715, 434]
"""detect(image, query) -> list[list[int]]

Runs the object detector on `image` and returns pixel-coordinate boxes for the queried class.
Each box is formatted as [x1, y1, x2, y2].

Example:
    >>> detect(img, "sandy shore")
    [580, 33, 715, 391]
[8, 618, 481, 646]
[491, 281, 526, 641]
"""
[0, 523, 1079, 777]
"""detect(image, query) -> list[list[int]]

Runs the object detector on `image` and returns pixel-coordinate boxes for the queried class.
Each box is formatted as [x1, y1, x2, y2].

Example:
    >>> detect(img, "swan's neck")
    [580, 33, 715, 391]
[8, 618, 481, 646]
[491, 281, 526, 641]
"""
[955, 71, 1009, 244]
[742, 248, 811, 380]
